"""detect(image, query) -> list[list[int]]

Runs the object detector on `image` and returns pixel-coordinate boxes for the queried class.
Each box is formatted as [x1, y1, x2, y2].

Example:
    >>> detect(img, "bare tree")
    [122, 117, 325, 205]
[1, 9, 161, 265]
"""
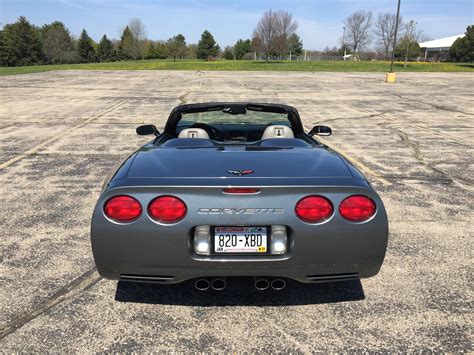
[43, 24, 73, 63]
[374, 13, 402, 60]
[418, 33, 431, 43]
[275, 11, 298, 56]
[253, 10, 280, 60]
[344, 11, 373, 54]
[401, 20, 423, 67]
[253, 10, 298, 60]
[127, 18, 147, 60]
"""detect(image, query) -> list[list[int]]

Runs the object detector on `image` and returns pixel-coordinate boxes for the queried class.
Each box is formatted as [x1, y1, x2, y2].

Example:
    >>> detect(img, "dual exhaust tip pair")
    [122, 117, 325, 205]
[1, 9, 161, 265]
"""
[194, 277, 286, 291]
[195, 278, 227, 291]
[254, 278, 286, 291]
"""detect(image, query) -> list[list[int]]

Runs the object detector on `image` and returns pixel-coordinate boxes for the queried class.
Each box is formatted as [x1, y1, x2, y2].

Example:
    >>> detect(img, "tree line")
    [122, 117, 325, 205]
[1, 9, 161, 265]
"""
[0, 16, 225, 66]
[1, 12, 472, 67]
[343, 11, 472, 63]
[343, 10, 429, 63]
[250, 9, 430, 62]
[0, 12, 304, 67]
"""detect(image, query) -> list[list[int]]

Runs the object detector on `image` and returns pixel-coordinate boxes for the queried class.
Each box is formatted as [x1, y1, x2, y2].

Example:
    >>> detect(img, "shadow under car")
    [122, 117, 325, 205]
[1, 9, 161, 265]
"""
[114, 277, 365, 306]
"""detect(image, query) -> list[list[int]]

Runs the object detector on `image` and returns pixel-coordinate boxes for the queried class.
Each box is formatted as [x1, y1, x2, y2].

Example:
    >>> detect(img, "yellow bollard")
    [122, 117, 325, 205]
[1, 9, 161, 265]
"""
[386, 72, 397, 83]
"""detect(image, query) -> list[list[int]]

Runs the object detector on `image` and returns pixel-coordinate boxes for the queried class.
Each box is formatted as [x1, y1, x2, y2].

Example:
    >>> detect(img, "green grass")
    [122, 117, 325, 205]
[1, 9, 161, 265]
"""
[1, 59, 473, 76]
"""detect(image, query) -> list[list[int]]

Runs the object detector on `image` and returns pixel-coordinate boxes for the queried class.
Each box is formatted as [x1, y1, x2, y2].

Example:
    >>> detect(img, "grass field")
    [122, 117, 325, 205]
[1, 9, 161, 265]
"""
[1, 59, 473, 75]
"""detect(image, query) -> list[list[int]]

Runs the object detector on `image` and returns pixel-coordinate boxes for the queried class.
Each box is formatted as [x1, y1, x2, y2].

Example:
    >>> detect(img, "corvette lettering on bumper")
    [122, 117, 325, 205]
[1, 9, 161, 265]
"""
[197, 208, 285, 215]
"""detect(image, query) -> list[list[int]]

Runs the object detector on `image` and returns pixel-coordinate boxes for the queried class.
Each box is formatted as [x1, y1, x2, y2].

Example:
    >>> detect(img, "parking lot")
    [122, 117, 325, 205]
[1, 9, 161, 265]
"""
[0, 70, 472, 351]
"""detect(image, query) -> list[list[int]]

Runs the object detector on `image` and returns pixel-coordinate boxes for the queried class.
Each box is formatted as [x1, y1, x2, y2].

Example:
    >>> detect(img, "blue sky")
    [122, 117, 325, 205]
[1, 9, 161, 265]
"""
[1, 0, 473, 50]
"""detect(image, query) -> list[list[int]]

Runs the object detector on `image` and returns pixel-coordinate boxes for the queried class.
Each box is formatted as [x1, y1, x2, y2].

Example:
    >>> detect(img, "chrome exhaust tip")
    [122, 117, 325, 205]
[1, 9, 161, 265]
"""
[211, 278, 226, 291]
[271, 278, 286, 291]
[194, 278, 210, 291]
[254, 278, 270, 291]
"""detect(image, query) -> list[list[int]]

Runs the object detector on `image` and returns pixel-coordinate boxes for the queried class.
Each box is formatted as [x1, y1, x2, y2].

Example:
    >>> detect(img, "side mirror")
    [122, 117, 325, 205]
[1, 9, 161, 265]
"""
[136, 124, 159, 136]
[308, 125, 332, 137]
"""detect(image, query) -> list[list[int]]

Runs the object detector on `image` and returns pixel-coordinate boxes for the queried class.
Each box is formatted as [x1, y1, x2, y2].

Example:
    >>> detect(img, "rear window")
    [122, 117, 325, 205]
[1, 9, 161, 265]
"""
[179, 109, 290, 127]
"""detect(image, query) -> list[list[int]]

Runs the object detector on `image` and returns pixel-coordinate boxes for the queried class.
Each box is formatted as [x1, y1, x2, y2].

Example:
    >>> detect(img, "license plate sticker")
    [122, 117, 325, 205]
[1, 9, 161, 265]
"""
[214, 226, 267, 253]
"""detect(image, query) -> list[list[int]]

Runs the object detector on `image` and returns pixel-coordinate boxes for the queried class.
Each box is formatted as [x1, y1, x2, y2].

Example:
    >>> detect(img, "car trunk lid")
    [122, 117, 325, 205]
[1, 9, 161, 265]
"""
[127, 146, 353, 180]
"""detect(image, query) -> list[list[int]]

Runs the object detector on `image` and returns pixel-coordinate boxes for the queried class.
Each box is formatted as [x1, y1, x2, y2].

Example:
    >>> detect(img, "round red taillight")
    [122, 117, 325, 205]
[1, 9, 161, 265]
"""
[104, 195, 142, 222]
[295, 196, 333, 223]
[148, 196, 187, 223]
[339, 195, 376, 222]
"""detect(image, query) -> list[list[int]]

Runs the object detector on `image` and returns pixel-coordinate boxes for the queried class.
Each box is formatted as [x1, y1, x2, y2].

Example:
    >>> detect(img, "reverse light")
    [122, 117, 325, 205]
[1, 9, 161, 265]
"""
[270, 225, 287, 254]
[194, 225, 211, 255]
[104, 195, 142, 222]
[295, 196, 333, 223]
[339, 195, 376, 222]
[148, 196, 187, 223]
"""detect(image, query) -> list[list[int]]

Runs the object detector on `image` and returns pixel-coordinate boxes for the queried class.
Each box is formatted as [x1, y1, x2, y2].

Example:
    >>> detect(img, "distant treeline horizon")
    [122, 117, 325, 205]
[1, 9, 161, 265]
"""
[0, 12, 471, 67]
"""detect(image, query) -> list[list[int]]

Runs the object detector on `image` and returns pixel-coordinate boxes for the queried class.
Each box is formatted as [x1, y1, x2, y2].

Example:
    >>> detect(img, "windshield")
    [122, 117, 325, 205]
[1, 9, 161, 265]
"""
[179, 109, 290, 127]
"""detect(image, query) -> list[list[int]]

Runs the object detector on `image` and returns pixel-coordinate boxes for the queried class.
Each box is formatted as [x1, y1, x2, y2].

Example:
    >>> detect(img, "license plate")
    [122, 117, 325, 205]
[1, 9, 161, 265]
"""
[214, 226, 268, 253]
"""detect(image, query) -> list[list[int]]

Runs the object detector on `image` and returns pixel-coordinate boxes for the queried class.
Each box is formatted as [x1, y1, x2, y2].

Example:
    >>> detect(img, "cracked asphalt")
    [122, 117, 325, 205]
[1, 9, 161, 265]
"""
[0, 70, 472, 352]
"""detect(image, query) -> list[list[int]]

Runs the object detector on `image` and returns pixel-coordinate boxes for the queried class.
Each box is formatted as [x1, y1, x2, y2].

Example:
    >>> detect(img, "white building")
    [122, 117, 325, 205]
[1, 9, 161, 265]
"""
[419, 35, 464, 60]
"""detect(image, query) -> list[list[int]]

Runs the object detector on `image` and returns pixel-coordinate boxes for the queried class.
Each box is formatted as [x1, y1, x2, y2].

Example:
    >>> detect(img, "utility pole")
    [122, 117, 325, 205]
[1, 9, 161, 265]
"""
[343, 26, 346, 57]
[390, 0, 401, 73]
[387, 0, 401, 83]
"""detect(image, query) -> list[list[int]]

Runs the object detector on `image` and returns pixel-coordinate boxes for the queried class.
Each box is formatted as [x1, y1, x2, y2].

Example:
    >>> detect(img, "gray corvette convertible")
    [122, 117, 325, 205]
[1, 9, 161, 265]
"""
[91, 102, 388, 291]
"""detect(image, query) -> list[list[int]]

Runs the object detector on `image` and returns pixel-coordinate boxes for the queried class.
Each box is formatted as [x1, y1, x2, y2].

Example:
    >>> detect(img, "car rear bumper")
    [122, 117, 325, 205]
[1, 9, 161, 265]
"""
[95, 257, 382, 284]
[92, 228, 387, 283]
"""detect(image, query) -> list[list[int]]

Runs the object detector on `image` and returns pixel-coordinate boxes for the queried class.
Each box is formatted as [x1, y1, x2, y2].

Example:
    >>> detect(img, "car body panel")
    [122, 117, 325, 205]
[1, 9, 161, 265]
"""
[128, 146, 353, 179]
[92, 185, 387, 283]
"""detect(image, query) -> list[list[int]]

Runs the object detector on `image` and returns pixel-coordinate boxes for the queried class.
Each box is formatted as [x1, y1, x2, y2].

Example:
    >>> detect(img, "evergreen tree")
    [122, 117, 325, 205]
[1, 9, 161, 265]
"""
[0, 30, 7, 66]
[1, 16, 43, 66]
[197, 30, 220, 59]
[166, 34, 186, 61]
[233, 39, 251, 60]
[76, 29, 96, 62]
[450, 37, 466, 62]
[118, 26, 133, 60]
[97, 34, 116, 62]
[223, 46, 235, 60]
[287, 33, 303, 56]
[449, 26, 474, 62]
[144, 42, 156, 59]
[338, 44, 352, 56]
[464, 25, 474, 62]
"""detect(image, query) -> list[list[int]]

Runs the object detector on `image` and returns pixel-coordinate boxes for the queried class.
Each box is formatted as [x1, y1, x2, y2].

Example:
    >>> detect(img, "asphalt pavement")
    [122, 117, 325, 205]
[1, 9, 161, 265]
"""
[0, 70, 472, 351]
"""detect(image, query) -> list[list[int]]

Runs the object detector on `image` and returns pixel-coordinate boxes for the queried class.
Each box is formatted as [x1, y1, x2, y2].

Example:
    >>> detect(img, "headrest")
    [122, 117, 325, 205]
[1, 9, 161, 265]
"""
[261, 125, 294, 139]
[178, 128, 210, 139]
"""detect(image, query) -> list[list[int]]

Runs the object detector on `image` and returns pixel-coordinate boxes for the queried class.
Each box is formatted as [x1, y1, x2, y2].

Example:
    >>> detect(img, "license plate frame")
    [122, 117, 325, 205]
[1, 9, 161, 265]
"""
[211, 226, 270, 255]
